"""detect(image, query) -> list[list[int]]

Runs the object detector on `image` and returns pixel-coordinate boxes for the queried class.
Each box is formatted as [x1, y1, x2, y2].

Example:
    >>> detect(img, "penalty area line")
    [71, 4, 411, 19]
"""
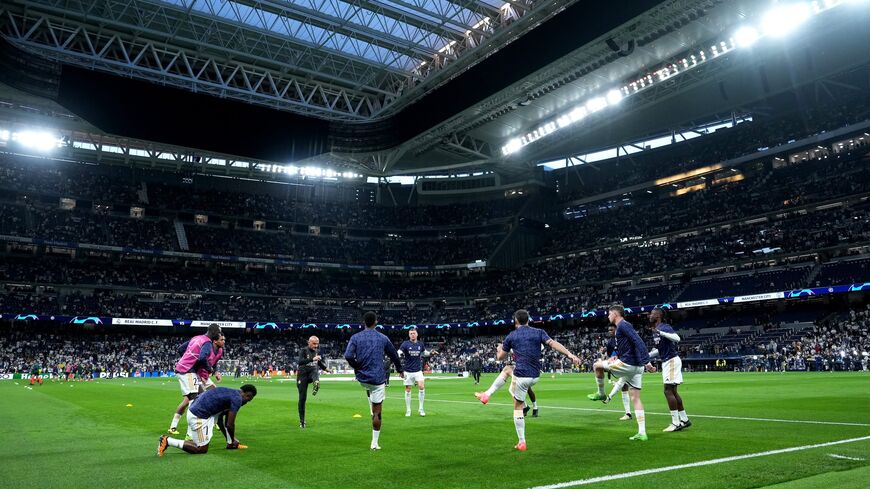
[426, 399, 870, 427]
[528, 435, 870, 489]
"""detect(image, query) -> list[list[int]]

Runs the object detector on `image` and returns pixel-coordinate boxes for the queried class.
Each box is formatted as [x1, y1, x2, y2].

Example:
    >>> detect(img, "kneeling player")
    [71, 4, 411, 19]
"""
[587, 306, 655, 441]
[158, 385, 257, 456]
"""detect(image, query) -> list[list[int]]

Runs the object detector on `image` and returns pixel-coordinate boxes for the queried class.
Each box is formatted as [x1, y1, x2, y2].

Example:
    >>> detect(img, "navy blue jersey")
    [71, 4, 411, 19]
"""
[399, 340, 426, 373]
[606, 338, 618, 358]
[616, 319, 650, 367]
[189, 387, 242, 418]
[502, 325, 552, 378]
[654, 323, 679, 362]
[344, 328, 402, 385]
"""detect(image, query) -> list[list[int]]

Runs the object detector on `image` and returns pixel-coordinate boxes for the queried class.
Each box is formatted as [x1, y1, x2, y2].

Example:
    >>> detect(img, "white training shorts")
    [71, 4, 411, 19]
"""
[202, 377, 216, 390]
[662, 356, 684, 385]
[605, 359, 644, 390]
[185, 410, 215, 447]
[403, 371, 425, 386]
[360, 382, 386, 404]
[509, 376, 539, 403]
[177, 372, 200, 396]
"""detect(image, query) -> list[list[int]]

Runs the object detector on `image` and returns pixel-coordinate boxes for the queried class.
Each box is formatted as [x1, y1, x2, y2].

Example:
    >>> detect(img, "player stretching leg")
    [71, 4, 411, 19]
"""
[647, 308, 692, 432]
[475, 363, 540, 417]
[344, 311, 404, 450]
[297, 335, 327, 428]
[495, 310, 580, 451]
[602, 323, 632, 421]
[168, 324, 222, 435]
[158, 385, 257, 456]
[588, 306, 655, 441]
[400, 328, 429, 417]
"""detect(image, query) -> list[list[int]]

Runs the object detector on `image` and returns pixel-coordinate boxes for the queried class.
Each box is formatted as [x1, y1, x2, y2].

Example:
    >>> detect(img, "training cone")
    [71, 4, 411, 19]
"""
[126, 404, 134, 407]
[353, 414, 363, 418]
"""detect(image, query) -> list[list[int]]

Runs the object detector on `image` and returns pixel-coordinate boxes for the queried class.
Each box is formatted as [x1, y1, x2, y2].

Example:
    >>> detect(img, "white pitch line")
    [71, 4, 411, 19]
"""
[528, 436, 870, 489]
[828, 453, 866, 461]
[426, 399, 870, 427]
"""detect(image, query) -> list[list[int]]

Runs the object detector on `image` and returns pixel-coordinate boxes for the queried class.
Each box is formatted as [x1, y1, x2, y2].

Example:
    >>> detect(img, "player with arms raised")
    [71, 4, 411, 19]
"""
[399, 328, 428, 417]
[494, 309, 580, 451]
[588, 305, 655, 441]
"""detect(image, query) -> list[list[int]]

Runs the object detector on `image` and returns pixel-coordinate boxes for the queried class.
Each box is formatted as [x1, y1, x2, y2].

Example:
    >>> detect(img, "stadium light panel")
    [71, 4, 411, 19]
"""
[734, 26, 760, 48]
[762, 3, 812, 38]
[0, 129, 9, 141]
[586, 97, 608, 113]
[13, 130, 61, 152]
[605, 89, 624, 105]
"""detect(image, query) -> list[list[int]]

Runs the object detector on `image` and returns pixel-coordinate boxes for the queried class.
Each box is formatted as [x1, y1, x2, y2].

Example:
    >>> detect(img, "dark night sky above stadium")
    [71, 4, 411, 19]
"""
[56, 1, 663, 163]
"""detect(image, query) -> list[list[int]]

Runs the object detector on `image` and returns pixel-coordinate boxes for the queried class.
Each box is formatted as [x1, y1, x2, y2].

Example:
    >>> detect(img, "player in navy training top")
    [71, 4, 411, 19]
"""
[604, 323, 632, 421]
[399, 328, 429, 417]
[158, 385, 257, 456]
[589, 305, 656, 441]
[492, 309, 580, 451]
[344, 311, 404, 450]
[647, 308, 692, 432]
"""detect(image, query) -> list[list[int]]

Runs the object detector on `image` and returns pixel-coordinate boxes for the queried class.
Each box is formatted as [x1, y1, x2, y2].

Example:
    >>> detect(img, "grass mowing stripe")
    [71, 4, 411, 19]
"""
[425, 399, 870, 427]
[528, 436, 870, 489]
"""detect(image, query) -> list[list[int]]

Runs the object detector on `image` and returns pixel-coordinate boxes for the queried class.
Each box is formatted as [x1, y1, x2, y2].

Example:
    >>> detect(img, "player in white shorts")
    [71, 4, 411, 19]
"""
[399, 328, 429, 417]
[588, 306, 656, 441]
[475, 358, 540, 417]
[647, 308, 691, 432]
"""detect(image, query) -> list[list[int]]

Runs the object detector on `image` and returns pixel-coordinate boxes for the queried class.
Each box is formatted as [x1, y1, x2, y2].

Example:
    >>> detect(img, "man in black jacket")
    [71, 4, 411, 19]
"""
[468, 353, 483, 385]
[297, 336, 327, 428]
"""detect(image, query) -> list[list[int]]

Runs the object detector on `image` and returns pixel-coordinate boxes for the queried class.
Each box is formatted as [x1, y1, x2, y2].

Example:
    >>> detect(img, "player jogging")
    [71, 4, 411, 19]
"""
[489, 310, 580, 451]
[647, 308, 692, 432]
[344, 311, 404, 450]
[587, 305, 655, 441]
[168, 323, 222, 435]
[399, 328, 428, 417]
[158, 385, 257, 455]
[297, 335, 327, 428]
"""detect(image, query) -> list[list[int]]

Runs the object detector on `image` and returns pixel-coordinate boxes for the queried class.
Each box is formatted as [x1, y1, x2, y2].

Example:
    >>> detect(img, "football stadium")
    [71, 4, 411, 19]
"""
[0, 0, 868, 487]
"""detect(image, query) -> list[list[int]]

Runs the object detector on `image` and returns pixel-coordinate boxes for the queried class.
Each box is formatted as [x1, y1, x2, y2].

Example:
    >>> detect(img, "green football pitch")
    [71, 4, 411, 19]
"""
[2, 372, 868, 489]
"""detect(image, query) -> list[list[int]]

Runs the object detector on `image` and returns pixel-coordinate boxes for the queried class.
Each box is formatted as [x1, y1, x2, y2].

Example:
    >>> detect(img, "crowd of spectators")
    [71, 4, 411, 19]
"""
[2, 305, 866, 376]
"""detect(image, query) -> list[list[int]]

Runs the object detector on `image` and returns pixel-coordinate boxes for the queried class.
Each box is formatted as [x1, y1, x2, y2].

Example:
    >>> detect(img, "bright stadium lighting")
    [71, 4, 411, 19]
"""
[13, 130, 61, 151]
[762, 3, 812, 38]
[605, 89, 624, 105]
[0, 129, 9, 141]
[734, 26, 760, 48]
[503, 138, 522, 155]
[586, 96, 608, 113]
[569, 106, 588, 122]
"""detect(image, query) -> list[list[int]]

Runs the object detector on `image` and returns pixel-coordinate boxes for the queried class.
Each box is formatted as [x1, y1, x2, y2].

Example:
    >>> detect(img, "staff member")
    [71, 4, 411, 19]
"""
[297, 336, 327, 428]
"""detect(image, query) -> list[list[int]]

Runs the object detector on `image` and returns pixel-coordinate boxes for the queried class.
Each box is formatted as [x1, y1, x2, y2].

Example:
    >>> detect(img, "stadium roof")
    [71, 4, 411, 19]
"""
[2, 1, 870, 178]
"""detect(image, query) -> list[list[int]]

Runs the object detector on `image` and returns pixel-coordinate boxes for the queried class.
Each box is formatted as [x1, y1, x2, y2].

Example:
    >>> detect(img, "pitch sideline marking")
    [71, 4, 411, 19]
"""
[528, 436, 870, 489]
[426, 399, 870, 427]
[828, 453, 866, 461]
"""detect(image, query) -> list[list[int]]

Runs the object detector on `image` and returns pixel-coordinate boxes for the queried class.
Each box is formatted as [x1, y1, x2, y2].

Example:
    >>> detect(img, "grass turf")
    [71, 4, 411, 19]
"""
[1, 372, 868, 489]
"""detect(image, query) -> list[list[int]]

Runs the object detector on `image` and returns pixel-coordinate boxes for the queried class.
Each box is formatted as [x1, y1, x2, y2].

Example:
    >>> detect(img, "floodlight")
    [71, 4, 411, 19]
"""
[761, 3, 811, 38]
[734, 26, 760, 48]
[605, 89, 623, 105]
[13, 130, 60, 151]
[586, 96, 608, 113]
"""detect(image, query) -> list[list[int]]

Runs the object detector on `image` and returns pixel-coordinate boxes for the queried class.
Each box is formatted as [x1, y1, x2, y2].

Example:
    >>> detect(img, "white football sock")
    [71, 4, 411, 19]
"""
[670, 410, 680, 426]
[167, 438, 185, 449]
[679, 410, 689, 422]
[621, 391, 631, 414]
[371, 430, 380, 446]
[404, 391, 412, 412]
[485, 375, 506, 396]
[596, 377, 605, 396]
[532, 401, 537, 409]
[608, 379, 625, 400]
[636, 409, 646, 436]
[418, 391, 425, 411]
[170, 413, 181, 429]
[513, 409, 525, 443]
